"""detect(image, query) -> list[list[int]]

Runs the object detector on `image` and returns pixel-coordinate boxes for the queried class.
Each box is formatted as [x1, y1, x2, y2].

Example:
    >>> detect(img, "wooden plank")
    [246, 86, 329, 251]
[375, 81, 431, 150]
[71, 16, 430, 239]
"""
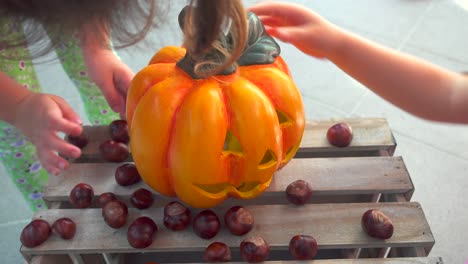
[44, 156, 413, 207]
[298, 118, 396, 157]
[29, 255, 443, 264]
[21, 202, 434, 257]
[72, 118, 396, 163]
[225, 257, 444, 263]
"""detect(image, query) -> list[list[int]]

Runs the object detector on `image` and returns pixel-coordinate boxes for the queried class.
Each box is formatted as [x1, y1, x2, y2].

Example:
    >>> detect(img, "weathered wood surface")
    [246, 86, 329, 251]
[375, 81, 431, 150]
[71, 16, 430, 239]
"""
[44, 156, 413, 207]
[73, 118, 396, 162]
[30, 255, 443, 264]
[22, 202, 433, 256]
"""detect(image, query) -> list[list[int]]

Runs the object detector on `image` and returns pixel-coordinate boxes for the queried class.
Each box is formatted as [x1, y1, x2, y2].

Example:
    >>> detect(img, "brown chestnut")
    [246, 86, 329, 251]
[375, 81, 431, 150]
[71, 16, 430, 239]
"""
[130, 188, 154, 209]
[99, 140, 129, 162]
[66, 132, 89, 149]
[224, 206, 254, 236]
[69, 183, 94, 208]
[361, 209, 394, 239]
[203, 242, 231, 262]
[163, 201, 191, 231]
[127, 216, 158, 249]
[109, 119, 129, 143]
[289, 235, 318, 260]
[240, 236, 270, 263]
[97, 192, 117, 207]
[327, 122, 353, 147]
[20, 219, 51, 248]
[52, 218, 76, 240]
[286, 180, 312, 205]
[192, 210, 220, 239]
[115, 163, 141, 186]
[102, 200, 128, 228]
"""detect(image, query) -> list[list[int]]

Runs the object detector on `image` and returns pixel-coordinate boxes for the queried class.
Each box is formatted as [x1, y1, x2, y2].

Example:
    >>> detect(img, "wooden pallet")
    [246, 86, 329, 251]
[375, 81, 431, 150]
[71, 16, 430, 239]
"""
[20, 118, 441, 264]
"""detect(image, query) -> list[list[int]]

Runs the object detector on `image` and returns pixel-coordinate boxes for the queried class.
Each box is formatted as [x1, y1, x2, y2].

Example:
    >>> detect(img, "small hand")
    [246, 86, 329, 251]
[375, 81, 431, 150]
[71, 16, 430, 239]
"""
[249, 1, 342, 59]
[84, 49, 135, 119]
[14, 93, 83, 175]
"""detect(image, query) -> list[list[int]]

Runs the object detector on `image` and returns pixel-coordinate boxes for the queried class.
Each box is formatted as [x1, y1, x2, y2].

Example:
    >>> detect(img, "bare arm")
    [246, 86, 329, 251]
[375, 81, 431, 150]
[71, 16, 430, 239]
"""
[250, 1, 468, 124]
[77, 21, 134, 118]
[0, 71, 33, 124]
[329, 30, 468, 123]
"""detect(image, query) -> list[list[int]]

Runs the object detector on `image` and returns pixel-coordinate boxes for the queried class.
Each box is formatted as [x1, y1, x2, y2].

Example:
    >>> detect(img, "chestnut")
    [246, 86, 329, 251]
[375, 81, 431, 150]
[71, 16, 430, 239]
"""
[164, 201, 191, 231]
[327, 122, 353, 147]
[289, 235, 318, 260]
[192, 210, 220, 239]
[240, 236, 270, 263]
[127, 216, 158, 249]
[361, 209, 394, 239]
[20, 219, 51, 248]
[115, 163, 141, 186]
[102, 200, 128, 228]
[109, 119, 129, 144]
[52, 218, 76, 240]
[203, 242, 231, 262]
[285, 180, 312, 205]
[99, 140, 129, 162]
[97, 192, 117, 207]
[224, 206, 254, 236]
[130, 188, 154, 209]
[69, 183, 94, 208]
[66, 132, 89, 149]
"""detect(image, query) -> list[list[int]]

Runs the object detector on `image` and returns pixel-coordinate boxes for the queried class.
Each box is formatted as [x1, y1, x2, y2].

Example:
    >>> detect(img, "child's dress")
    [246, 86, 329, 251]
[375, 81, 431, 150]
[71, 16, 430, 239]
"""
[0, 20, 119, 211]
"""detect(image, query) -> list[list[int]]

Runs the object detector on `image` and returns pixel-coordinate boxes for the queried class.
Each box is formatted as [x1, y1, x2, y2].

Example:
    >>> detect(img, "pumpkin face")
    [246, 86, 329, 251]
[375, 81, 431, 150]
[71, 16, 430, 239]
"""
[126, 13, 305, 208]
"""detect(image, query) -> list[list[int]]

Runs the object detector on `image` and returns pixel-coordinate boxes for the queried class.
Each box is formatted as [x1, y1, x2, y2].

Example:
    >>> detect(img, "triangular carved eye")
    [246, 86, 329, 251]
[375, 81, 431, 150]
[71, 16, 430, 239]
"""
[258, 149, 277, 169]
[223, 130, 243, 154]
[276, 109, 292, 126]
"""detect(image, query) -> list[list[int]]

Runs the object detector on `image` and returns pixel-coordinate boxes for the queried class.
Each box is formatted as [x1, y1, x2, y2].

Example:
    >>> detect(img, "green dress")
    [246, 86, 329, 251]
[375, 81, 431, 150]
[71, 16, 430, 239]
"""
[0, 20, 119, 211]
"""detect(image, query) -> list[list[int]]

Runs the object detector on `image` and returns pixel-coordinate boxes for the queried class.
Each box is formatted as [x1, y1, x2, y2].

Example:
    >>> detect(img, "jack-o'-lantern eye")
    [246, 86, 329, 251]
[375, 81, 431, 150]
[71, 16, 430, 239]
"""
[276, 109, 292, 126]
[223, 130, 242, 155]
[258, 149, 277, 169]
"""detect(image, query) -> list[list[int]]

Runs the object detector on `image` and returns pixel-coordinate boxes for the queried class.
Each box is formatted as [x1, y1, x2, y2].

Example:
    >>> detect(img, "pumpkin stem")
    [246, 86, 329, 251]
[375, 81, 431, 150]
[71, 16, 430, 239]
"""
[176, 7, 281, 79]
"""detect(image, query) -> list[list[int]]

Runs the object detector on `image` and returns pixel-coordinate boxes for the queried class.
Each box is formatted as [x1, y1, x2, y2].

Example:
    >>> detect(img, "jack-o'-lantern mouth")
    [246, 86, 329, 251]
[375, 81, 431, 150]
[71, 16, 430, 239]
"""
[194, 182, 263, 195]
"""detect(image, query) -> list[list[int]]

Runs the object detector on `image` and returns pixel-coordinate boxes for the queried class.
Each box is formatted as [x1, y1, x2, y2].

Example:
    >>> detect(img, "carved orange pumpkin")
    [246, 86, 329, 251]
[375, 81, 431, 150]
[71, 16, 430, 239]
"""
[126, 12, 305, 208]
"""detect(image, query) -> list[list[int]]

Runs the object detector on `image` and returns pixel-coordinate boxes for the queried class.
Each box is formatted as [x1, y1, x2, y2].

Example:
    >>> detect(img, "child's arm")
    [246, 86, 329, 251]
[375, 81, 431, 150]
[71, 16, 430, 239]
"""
[78, 21, 135, 119]
[0, 71, 82, 175]
[250, 2, 468, 124]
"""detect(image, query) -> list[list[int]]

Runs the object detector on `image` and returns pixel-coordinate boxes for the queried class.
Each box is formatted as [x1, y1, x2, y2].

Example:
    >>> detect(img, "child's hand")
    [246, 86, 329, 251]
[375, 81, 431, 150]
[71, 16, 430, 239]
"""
[84, 49, 135, 119]
[249, 1, 342, 59]
[14, 93, 83, 175]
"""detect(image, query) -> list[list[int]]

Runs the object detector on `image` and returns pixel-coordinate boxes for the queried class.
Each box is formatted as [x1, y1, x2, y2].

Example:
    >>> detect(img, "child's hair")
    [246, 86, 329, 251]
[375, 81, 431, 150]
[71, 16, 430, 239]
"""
[0, 0, 248, 77]
[183, 0, 247, 77]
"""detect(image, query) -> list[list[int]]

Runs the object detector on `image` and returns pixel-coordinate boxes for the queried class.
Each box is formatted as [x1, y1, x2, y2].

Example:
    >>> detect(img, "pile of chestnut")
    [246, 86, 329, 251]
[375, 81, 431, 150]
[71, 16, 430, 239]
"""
[67, 119, 131, 163]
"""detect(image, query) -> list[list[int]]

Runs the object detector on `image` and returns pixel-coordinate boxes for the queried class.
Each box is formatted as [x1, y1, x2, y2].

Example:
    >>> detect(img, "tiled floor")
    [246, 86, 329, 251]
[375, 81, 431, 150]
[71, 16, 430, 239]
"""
[1, 0, 467, 263]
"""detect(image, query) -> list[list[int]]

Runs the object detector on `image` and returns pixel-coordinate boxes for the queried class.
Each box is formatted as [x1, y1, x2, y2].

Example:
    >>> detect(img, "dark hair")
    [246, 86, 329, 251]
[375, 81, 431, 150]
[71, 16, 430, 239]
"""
[0, 0, 247, 76]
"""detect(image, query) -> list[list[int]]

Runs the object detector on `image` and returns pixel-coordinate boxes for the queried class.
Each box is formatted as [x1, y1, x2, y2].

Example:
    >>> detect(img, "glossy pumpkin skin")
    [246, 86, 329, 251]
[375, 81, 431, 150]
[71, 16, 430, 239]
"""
[126, 14, 304, 209]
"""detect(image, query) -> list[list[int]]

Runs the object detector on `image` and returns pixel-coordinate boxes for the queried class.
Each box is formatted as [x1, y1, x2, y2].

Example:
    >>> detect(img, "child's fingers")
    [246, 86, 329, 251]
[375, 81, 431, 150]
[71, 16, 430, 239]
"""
[249, 2, 307, 23]
[52, 95, 82, 125]
[264, 26, 293, 44]
[38, 149, 69, 176]
[257, 15, 287, 27]
[48, 115, 82, 137]
[47, 134, 81, 159]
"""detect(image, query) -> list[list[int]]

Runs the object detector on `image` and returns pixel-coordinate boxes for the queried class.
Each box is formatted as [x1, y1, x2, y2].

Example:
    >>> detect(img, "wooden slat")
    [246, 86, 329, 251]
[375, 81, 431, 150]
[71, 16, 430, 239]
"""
[29, 255, 443, 264]
[43, 156, 413, 207]
[226, 257, 444, 264]
[21, 202, 434, 257]
[72, 118, 396, 163]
